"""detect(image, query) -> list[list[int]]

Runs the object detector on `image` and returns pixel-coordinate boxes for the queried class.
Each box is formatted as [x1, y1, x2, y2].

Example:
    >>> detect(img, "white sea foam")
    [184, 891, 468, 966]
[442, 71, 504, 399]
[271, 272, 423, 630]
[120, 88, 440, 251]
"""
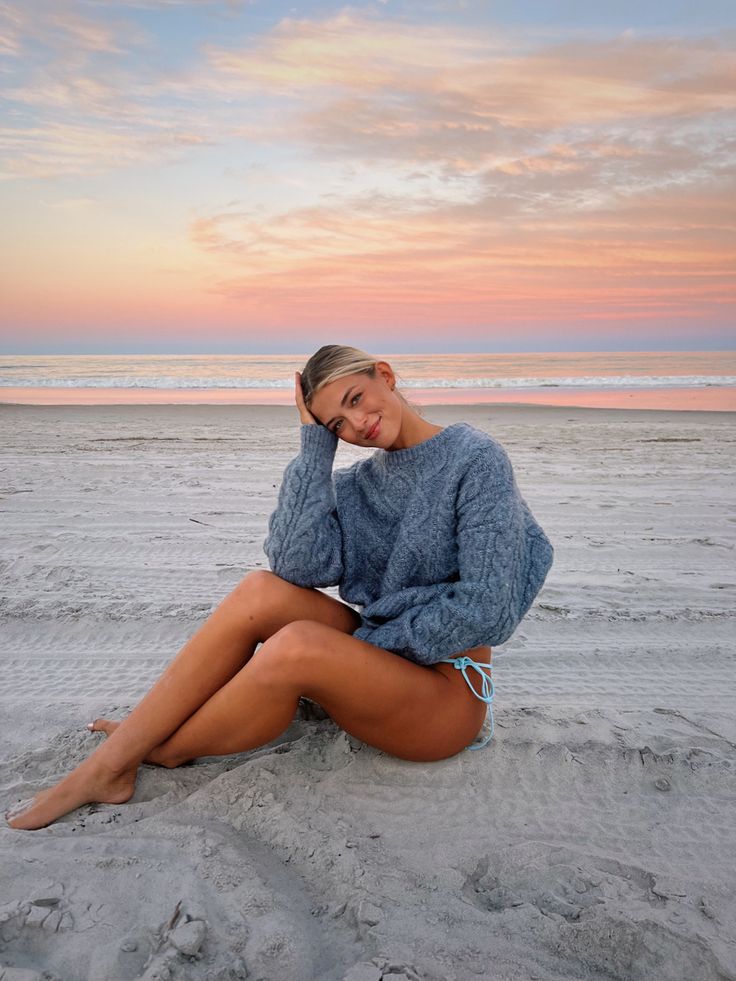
[1, 374, 734, 389]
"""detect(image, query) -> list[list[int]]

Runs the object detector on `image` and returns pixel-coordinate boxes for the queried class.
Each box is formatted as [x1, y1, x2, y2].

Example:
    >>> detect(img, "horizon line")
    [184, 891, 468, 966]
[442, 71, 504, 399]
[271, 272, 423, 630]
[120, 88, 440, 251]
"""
[1, 348, 735, 357]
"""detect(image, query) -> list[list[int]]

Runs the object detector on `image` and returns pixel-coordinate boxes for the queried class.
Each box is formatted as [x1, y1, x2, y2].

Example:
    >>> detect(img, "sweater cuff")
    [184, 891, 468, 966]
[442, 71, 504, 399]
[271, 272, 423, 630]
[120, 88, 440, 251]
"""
[300, 422, 338, 461]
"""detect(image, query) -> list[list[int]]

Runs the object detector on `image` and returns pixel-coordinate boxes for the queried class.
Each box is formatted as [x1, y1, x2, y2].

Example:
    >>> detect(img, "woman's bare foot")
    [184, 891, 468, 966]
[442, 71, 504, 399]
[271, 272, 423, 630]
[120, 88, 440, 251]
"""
[87, 719, 189, 768]
[6, 756, 137, 831]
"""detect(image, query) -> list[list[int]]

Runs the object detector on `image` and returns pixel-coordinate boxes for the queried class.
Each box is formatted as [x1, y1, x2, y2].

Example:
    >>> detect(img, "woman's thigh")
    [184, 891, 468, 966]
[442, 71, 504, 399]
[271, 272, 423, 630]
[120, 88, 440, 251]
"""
[254, 620, 489, 762]
[237, 570, 361, 641]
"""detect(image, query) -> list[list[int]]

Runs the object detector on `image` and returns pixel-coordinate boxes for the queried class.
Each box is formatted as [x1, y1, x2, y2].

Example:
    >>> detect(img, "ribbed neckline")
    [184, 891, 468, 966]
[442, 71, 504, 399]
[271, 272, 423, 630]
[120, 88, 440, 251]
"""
[373, 421, 469, 469]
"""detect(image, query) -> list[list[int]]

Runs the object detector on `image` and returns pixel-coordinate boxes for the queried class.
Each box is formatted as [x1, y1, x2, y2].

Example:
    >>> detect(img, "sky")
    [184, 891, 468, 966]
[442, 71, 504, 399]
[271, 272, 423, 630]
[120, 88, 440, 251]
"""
[0, 0, 734, 354]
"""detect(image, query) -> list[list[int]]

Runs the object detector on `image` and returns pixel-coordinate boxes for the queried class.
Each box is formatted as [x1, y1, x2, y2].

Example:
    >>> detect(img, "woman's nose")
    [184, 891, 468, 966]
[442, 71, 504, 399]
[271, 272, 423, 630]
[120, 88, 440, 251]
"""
[350, 409, 370, 432]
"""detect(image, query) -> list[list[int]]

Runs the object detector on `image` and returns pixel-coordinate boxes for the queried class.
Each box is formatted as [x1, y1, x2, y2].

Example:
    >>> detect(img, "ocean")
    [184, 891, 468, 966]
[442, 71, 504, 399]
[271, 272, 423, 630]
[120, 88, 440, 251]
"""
[0, 351, 734, 410]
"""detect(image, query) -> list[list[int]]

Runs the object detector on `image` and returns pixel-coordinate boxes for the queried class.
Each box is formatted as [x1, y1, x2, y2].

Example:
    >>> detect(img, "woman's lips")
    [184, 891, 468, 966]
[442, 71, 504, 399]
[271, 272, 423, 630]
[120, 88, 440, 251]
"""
[366, 418, 381, 439]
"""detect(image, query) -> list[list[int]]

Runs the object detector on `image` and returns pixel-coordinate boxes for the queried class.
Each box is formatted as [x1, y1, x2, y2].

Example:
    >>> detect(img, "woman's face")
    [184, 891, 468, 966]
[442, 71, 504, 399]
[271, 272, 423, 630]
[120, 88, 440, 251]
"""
[308, 362, 401, 447]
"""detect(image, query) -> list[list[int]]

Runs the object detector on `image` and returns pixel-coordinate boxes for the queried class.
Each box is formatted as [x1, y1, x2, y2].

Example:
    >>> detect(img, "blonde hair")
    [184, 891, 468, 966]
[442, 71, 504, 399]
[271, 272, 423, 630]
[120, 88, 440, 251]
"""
[301, 344, 423, 417]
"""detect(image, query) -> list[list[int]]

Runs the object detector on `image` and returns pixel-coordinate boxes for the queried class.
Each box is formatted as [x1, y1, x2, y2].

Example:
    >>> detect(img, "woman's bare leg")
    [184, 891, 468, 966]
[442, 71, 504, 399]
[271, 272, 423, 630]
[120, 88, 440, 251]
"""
[103, 621, 489, 768]
[90, 571, 360, 761]
[6, 571, 360, 830]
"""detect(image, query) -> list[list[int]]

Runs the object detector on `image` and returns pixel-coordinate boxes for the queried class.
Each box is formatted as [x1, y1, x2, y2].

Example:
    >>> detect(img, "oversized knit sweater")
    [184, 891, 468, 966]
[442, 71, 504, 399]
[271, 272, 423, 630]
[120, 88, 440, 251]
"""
[263, 421, 553, 666]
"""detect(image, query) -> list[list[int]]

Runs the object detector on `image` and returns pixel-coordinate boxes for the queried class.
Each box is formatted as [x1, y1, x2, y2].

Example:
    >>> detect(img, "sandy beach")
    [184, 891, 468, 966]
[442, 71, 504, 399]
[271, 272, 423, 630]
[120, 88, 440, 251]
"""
[0, 402, 734, 981]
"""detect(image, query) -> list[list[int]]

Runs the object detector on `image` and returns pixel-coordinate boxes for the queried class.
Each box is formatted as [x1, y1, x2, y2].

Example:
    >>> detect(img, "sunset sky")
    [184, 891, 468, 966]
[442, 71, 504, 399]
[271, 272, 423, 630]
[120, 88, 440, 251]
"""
[1, 0, 734, 354]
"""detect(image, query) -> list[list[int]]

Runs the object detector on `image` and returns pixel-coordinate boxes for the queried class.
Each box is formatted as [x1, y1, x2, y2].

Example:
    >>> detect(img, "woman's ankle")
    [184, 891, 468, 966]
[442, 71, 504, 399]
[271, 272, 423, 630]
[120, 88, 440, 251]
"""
[85, 744, 142, 780]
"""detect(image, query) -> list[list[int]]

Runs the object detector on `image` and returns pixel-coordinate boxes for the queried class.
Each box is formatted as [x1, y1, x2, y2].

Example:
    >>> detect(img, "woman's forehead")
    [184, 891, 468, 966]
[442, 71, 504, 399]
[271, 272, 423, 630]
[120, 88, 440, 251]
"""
[312, 374, 362, 406]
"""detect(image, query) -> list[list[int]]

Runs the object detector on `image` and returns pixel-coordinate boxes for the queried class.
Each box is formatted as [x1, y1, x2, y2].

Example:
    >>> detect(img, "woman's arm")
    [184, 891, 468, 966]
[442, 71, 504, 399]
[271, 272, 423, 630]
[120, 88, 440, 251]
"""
[263, 372, 344, 587]
[353, 446, 553, 665]
[263, 422, 344, 588]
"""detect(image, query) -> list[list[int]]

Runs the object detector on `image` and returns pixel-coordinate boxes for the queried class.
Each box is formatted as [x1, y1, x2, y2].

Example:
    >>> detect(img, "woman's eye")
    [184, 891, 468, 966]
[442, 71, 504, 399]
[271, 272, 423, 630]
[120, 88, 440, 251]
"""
[333, 393, 361, 433]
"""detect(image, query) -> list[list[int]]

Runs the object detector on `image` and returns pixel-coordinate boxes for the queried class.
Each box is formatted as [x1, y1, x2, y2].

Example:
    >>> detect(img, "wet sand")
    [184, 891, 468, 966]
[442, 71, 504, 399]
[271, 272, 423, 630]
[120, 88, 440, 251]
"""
[1, 384, 735, 410]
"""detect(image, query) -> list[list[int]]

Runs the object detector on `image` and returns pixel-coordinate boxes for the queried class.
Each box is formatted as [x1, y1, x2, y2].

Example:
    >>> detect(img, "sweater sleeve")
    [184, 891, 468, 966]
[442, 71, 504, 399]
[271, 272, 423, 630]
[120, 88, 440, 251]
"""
[263, 423, 344, 588]
[351, 445, 553, 665]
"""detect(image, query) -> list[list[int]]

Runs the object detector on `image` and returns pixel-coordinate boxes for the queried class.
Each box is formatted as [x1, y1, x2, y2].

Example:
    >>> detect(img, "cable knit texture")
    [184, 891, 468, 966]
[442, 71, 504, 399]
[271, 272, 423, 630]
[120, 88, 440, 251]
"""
[263, 421, 553, 666]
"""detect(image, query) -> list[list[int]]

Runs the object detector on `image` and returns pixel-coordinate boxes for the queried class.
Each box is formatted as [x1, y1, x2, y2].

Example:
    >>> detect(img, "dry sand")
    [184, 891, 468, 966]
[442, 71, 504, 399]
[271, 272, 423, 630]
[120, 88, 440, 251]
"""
[0, 402, 734, 981]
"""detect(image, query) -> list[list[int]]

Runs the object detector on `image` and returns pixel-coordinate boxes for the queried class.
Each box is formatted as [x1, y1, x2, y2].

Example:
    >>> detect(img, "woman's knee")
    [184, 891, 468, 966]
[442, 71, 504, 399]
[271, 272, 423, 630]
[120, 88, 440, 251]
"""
[246, 621, 320, 685]
[229, 572, 360, 641]
[231, 569, 282, 603]
[226, 570, 292, 630]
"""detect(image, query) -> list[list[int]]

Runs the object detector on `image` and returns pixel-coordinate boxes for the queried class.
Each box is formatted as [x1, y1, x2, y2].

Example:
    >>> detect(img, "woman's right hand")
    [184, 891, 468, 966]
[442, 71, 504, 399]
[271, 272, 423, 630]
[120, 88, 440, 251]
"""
[295, 372, 319, 425]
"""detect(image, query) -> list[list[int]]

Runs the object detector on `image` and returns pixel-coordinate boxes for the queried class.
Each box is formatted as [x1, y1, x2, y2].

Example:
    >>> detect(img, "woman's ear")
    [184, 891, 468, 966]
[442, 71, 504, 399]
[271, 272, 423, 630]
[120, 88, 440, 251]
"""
[374, 361, 395, 389]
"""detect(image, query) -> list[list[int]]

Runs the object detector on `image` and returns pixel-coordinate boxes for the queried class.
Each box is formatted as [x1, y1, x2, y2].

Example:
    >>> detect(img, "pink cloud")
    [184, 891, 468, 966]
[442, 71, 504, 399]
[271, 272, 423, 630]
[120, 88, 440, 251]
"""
[181, 160, 735, 332]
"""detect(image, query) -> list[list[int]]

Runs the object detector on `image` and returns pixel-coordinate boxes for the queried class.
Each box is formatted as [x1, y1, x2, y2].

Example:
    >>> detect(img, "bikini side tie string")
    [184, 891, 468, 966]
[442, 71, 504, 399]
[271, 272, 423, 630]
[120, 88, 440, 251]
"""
[440, 655, 495, 750]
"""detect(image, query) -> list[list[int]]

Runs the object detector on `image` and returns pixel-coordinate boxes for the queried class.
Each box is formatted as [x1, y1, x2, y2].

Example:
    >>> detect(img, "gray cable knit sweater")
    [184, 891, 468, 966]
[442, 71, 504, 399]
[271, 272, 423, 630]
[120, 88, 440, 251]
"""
[263, 421, 553, 666]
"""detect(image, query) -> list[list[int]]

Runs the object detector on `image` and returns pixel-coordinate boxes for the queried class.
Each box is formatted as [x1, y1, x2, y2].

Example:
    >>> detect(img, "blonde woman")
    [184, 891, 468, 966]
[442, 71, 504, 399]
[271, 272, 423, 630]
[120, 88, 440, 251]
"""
[7, 345, 552, 830]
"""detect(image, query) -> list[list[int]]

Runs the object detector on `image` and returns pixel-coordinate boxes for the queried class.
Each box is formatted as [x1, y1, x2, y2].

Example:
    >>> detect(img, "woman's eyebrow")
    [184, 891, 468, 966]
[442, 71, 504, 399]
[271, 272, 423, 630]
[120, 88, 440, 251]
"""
[325, 385, 358, 428]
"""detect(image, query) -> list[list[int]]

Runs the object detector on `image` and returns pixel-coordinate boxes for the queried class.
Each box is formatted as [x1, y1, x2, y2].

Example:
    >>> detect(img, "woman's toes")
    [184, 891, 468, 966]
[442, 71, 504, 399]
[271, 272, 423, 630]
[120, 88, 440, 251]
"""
[87, 719, 120, 736]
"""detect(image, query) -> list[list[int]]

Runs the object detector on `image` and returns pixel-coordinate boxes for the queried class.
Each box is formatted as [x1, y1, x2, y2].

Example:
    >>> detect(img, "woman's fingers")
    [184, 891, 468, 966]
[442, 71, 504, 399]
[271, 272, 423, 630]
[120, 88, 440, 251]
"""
[295, 372, 318, 425]
[294, 372, 307, 413]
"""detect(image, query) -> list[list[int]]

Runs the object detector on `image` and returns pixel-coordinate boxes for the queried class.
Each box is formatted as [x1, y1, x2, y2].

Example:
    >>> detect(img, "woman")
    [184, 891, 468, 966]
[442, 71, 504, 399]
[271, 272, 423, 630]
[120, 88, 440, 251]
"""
[7, 345, 553, 831]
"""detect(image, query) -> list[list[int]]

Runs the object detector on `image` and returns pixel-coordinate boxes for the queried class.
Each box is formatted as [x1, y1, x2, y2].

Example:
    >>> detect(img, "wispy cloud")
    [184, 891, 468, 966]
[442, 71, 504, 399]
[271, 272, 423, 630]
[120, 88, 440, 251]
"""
[185, 8, 735, 333]
[0, 2, 22, 55]
[80, 0, 251, 7]
[202, 14, 735, 118]
[0, 0, 147, 57]
[0, 120, 213, 180]
[186, 141, 735, 327]
[2, 6, 733, 183]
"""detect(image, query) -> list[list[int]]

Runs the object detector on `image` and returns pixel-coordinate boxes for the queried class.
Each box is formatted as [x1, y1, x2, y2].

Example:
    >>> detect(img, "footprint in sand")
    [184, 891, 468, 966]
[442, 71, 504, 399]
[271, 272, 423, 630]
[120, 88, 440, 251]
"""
[459, 847, 731, 981]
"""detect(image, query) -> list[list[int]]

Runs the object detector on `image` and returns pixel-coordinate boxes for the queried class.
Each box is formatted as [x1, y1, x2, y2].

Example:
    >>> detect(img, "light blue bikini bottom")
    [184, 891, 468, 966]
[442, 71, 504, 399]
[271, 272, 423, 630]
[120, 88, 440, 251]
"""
[437, 655, 495, 751]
